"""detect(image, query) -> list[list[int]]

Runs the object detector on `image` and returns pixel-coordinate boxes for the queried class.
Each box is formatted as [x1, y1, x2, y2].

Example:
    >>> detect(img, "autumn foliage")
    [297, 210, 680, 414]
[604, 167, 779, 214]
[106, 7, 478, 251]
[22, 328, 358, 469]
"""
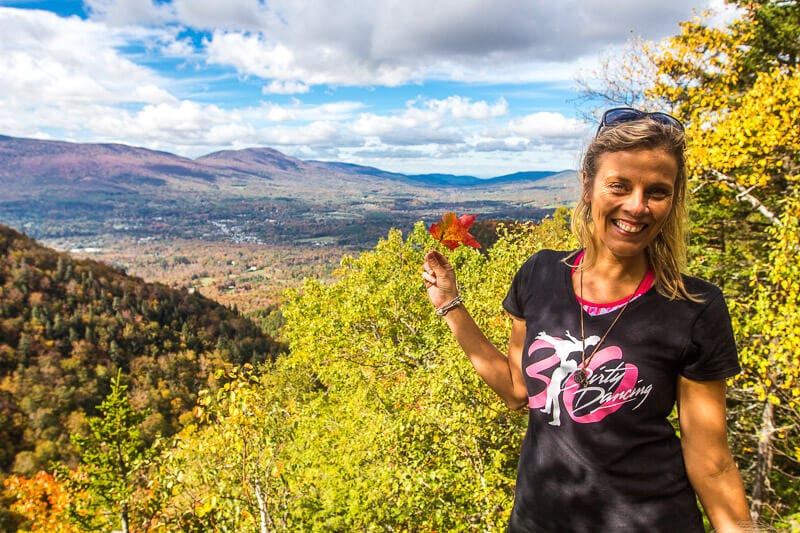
[1, 1, 799, 530]
[429, 212, 481, 250]
[0, 224, 282, 476]
[3, 472, 79, 533]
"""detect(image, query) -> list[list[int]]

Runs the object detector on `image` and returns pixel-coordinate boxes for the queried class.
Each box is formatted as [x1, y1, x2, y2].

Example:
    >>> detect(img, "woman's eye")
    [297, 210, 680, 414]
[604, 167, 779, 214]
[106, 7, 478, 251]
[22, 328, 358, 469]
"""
[608, 183, 626, 192]
[649, 189, 671, 200]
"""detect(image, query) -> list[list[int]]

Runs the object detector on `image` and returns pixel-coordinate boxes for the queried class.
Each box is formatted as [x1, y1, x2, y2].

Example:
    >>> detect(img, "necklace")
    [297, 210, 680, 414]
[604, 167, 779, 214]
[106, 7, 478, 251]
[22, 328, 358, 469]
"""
[573, 265, 644, 386]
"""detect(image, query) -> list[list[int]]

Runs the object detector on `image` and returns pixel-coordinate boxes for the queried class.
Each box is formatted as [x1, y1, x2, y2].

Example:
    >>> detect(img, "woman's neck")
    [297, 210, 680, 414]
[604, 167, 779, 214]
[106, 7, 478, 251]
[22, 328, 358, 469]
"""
[577, 250, 649, 304]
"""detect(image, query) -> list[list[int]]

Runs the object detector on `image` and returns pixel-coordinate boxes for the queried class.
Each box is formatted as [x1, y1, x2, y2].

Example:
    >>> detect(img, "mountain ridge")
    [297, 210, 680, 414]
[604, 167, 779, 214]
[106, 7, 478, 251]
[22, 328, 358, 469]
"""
[0, 134, 569, 196]
[0, 134, 579, 248]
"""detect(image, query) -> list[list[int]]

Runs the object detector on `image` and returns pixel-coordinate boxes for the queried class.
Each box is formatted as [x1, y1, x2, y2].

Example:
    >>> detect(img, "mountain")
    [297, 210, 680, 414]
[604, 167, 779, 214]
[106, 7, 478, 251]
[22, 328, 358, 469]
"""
[0, 223, 283, 475]
[0, 135, 220, 196]
[0, 134, 579, 248]
[0, 134, 569, 197]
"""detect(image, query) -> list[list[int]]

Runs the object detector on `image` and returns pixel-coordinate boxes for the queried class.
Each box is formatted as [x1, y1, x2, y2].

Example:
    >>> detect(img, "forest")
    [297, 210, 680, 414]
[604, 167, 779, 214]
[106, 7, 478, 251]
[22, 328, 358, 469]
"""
[0, 225, 284, 476]
[1, 0, 799, 531]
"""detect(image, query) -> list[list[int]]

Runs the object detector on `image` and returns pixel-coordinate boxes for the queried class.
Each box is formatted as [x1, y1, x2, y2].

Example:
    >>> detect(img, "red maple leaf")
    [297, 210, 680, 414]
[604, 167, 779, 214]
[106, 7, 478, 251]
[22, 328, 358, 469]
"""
[429, 212, 481, 250]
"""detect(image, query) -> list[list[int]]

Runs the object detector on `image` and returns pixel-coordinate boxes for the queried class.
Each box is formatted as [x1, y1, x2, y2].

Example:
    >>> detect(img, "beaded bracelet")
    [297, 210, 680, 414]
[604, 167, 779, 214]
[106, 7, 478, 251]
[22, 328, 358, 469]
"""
[435, 295, 464, 316]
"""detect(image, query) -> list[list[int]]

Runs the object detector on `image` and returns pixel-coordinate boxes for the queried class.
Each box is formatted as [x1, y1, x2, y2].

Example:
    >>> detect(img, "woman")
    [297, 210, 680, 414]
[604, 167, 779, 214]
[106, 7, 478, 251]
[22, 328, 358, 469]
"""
[422, 108, 752, 532]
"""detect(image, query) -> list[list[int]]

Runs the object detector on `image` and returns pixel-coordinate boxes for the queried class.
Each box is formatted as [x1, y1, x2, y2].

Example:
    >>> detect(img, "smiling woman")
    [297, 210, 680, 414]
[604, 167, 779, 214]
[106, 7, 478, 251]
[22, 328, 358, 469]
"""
[422, 109, 754, 532]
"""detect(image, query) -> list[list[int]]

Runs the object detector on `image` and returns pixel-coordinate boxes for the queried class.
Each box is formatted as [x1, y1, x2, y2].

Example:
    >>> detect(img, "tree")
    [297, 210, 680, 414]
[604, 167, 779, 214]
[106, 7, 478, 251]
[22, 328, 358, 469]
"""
[574, 36, 662, 117]
[2, 471, 81, 533]
[152, 215, 574, 531]
[281, 216, 571, 529]
[731, 195, 800, 524]
[728, 0, 800, 77]
[159, 363, 295, 532]
[59, 371, 160, 533]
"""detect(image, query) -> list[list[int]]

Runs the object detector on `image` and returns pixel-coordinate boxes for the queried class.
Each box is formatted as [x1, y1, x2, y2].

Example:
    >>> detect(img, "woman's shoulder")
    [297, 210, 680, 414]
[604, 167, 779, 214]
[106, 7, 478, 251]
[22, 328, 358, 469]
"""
[679, 273, 724, 300]
[526, 248, 577, 264]
[664, 273, 727, 314]
[510, 249, 574, 285]
[515, 248, 576, 273]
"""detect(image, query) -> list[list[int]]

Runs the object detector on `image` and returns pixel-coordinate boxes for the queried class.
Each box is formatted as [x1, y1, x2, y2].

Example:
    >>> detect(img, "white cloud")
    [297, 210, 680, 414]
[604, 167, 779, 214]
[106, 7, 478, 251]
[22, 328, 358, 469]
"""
[0, 7, 176, 106]
[263, 80, 310, 95]
[262, 103, 296, 122]
[204, 30, 415, 87]
[161, 37, 197, 58]
[172, 0, 271, 31]
[0, 1, 724, 176]
[473, 139, 532, 153]
[352, 96, 508, 138]
[195, 0, 705, 88]
[507, 112, 587, 139]
[204, 32, 299, 79]
[84, 0, 172, 26]
[377, 128, 466, 147]
[255, 100, 365, 123]
[352, 113, 420, 137]
[427, 96, 508, 120]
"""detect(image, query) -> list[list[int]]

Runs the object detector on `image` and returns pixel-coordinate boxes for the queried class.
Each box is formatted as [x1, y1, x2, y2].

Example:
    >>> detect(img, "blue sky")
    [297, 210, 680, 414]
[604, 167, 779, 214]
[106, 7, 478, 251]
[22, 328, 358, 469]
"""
[0, 0, 733, 177]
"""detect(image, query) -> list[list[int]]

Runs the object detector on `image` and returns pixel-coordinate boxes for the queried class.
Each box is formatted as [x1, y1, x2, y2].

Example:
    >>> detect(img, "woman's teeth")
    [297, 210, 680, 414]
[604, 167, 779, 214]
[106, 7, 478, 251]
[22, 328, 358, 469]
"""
[613, 220, 645, 233]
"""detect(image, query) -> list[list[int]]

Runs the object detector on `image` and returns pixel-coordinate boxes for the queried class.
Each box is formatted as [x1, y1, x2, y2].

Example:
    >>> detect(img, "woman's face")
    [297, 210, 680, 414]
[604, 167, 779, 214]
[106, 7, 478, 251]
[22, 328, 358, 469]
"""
[586, 148, 678, 261]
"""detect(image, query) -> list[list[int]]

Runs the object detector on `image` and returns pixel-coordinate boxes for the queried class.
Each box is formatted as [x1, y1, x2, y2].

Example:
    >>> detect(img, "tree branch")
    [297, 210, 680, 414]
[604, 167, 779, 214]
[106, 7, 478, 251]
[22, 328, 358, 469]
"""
[704, 167, 781, 226]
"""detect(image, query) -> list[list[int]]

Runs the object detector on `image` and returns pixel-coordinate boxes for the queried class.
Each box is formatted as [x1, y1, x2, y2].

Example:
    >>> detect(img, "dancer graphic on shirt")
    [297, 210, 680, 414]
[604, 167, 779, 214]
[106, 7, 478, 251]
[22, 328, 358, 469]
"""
[535, 331, 600, 426]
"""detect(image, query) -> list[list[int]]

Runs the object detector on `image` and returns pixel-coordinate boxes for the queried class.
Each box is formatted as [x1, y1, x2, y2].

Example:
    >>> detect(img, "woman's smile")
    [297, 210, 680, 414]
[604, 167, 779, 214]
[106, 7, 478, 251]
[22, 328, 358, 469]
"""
[612, 219, 645, 233]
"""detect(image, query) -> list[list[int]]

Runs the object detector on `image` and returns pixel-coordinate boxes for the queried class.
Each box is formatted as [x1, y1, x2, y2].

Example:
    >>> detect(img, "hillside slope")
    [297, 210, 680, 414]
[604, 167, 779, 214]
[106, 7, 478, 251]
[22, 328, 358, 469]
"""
[0, 134, 571, 199]
[0, 224, 282, 475]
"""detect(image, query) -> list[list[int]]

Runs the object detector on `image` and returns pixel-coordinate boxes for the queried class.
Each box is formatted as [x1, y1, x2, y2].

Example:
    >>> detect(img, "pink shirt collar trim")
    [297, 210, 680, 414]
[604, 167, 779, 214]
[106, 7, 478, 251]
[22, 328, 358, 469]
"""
[571, 250, 655, 310]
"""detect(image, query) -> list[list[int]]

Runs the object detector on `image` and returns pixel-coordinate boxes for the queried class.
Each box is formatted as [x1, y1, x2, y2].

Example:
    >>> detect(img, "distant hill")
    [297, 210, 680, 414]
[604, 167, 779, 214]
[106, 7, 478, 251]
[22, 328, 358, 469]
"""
[0, 135, 220, 195]
[0, 134, 569, 199]
[0, 223, 283, 475]
[0, 134, 579, 248]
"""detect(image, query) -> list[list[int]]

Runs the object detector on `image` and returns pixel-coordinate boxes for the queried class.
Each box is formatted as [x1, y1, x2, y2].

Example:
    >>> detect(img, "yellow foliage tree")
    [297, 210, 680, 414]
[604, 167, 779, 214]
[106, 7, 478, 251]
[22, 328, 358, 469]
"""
[155, 215, 575, 531]
[732, 196, 800, 523]
[646, 9, 800, 526]
[649, 14, 799, 221]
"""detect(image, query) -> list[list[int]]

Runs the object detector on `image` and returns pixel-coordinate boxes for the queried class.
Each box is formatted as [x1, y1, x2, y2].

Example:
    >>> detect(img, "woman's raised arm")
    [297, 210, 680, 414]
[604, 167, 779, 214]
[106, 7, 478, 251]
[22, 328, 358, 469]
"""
[423, 250, 528, 409]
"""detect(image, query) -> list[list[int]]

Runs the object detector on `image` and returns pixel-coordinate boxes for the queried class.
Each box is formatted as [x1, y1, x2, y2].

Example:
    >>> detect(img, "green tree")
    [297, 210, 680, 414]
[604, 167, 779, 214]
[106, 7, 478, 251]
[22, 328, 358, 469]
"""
[159, 215, 573, 531]
[59, 371, 159, 533]
[158, 363, 296, 532]
[728, 0, 800, 77]
[731, 196, 800, 525]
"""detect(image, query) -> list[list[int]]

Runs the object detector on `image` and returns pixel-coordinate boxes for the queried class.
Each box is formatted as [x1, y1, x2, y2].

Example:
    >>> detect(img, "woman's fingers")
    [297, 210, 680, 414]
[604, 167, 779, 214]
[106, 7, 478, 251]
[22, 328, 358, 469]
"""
[422, 250, 457, 301]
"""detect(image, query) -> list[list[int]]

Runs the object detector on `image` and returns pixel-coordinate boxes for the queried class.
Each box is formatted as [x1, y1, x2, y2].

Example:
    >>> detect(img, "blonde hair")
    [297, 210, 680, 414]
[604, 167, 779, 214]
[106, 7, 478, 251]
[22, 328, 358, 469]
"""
[571, 118, 698, 301]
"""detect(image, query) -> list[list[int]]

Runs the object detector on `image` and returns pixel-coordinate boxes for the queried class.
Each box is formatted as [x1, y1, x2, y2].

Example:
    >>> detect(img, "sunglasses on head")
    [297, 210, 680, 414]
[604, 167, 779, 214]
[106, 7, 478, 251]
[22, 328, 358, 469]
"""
[596, 107, 684, 136]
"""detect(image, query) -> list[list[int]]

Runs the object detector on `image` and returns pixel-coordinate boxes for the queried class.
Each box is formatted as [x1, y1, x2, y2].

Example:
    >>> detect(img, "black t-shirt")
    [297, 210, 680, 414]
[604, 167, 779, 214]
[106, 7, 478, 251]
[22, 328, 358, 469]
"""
[502, 250, 740, 532]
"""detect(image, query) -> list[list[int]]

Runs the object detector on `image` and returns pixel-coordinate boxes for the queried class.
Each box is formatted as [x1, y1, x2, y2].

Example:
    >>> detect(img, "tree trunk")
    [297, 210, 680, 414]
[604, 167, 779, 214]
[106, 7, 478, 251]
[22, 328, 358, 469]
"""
[120, 505, 130, 533]
[254, 480, 271, 533]
[749, 398, 774, 523]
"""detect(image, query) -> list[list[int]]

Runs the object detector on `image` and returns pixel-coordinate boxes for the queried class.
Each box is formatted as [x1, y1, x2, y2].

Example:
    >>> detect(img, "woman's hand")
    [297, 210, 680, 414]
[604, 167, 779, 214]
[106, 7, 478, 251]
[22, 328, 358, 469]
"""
[422, 250, 459, 309]
[422, 249, 529, 409]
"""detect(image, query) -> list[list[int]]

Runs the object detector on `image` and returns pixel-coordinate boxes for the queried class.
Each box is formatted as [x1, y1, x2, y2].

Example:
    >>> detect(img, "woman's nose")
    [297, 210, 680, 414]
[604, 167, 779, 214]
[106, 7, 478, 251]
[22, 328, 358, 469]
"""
[623, 191, 648, 216]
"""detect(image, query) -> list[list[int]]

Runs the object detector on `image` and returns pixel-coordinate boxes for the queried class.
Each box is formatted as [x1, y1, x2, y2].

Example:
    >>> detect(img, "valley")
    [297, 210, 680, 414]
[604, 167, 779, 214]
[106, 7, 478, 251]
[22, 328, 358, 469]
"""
[0, 134, 580, 313]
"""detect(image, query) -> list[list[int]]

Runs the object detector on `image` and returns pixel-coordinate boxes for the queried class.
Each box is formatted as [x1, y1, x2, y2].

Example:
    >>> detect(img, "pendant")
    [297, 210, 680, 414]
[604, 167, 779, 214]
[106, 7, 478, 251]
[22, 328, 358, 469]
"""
[573, 370, 588, 385]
